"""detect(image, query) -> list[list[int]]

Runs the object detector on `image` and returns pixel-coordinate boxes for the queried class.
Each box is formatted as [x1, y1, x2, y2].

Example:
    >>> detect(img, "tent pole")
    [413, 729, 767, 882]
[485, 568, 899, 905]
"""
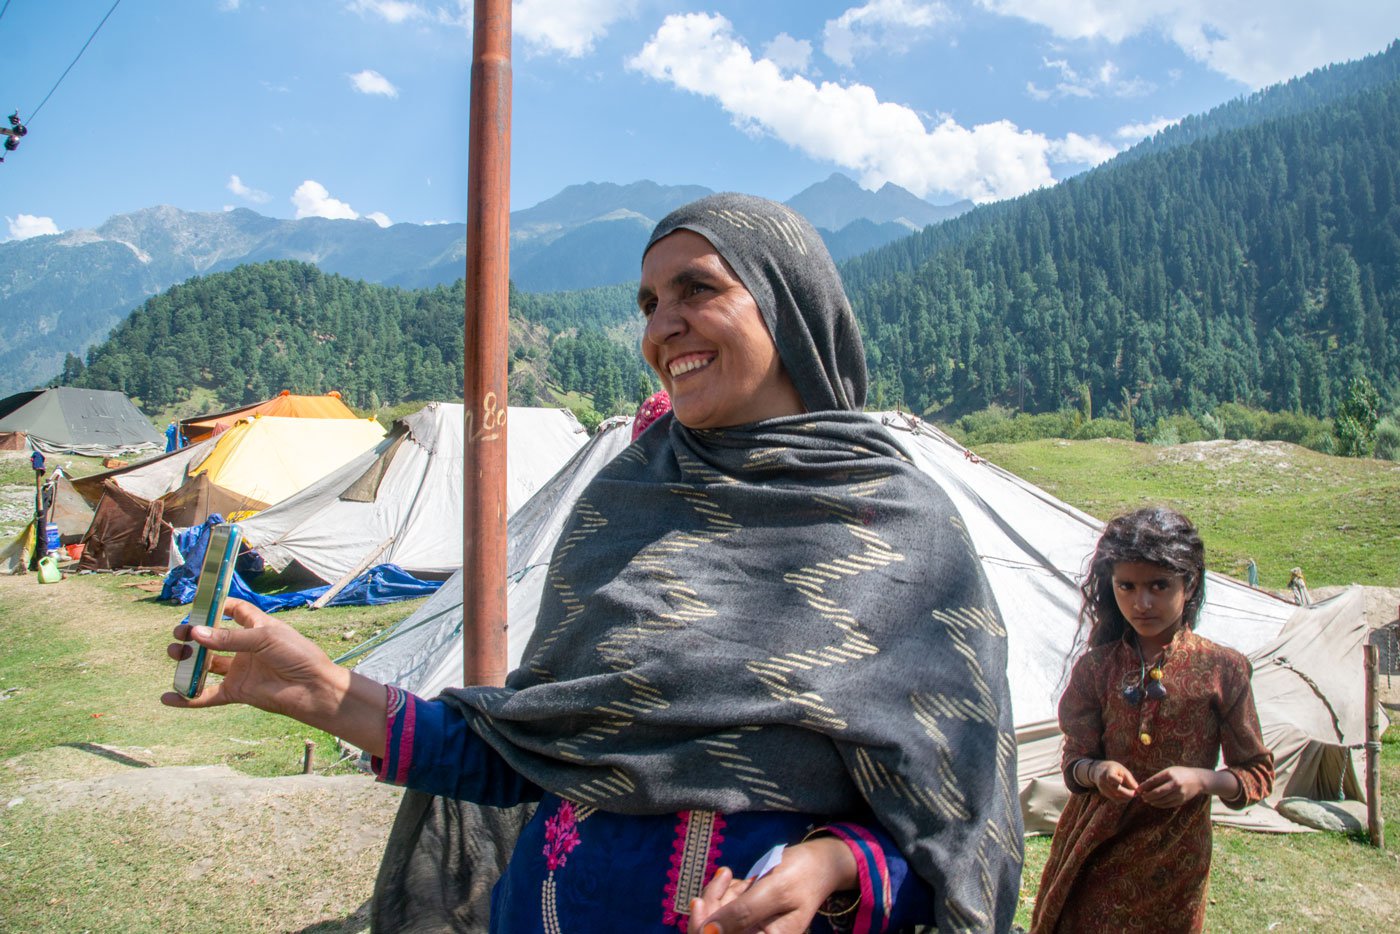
[1364, 644, 1384, 848]
[462, 0, 512, 688]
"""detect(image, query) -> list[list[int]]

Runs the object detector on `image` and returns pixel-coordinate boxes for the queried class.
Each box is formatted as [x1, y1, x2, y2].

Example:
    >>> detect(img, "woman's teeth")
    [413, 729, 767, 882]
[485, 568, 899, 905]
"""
[669, 356, 712, 377]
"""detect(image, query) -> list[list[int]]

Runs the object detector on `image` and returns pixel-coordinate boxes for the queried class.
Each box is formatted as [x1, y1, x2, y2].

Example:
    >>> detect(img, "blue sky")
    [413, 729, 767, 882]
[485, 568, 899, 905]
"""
[2, 1, 1398, 240]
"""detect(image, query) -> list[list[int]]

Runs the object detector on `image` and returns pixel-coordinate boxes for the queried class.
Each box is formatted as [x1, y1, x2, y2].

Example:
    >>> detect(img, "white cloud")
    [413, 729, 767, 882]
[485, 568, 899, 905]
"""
[6, 214, 60, 240]
[977, 0, 1400, 88]
[292, 180, 360, 220]
[763, 33, 813, 75]
[346, 0, 426, 24]
[365, 211, 392, 227]
[1047, 132, 1119, 166]
[823, 0, 953, 68]
[349, 69, 399, 98]
[630, 12, 1107, 204]
[1116, 116, 1178, 141]
[346, 1, 638, 58]
[218, 0, 241, 11]
[514, 0, 639, 58]
[227, 174, 271, 204]
[1027, 56, 1155, 100]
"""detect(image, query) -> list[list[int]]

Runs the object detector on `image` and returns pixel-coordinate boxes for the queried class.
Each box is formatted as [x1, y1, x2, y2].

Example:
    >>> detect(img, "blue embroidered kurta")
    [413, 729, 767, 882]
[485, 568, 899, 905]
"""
[373, 687, 934, 932]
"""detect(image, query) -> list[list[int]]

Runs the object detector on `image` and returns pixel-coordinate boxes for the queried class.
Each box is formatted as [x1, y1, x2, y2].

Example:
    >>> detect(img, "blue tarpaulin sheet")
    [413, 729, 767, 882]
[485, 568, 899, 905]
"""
[161, 517, 442, 613]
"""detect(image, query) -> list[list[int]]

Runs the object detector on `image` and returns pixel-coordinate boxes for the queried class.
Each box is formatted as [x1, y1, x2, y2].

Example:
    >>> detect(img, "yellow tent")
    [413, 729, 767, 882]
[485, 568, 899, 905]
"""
[181, 391, 359, 444]
[188, 415, 386, 510]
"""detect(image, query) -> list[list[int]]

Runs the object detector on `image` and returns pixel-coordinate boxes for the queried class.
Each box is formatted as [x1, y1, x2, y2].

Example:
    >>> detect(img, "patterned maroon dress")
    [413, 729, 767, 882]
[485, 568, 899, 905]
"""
[1031, 629, 1274, 933]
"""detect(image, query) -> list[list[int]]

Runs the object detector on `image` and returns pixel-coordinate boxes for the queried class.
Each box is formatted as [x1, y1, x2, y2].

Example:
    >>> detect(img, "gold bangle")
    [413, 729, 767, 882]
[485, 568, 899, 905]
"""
[816, 894, 860, 919]
[801, 828, 862, 919]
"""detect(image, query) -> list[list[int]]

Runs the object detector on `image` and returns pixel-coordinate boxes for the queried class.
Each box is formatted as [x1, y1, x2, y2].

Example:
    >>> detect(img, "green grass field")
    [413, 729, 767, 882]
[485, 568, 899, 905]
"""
[977, 437, 1400, 589]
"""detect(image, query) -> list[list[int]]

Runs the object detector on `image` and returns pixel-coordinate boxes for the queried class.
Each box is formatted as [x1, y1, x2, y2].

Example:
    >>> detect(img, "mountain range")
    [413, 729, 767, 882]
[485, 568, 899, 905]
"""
[0, 175, 966, 396]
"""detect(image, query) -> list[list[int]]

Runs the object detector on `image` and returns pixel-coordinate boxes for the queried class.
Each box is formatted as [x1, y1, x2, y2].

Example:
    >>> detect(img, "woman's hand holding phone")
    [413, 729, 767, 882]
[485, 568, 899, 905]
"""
[162, 598, 389, 758]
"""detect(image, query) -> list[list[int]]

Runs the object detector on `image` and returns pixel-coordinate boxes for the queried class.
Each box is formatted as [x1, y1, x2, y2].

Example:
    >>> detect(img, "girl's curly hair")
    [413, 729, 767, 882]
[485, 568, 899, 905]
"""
[1080, 507, 1206, 647]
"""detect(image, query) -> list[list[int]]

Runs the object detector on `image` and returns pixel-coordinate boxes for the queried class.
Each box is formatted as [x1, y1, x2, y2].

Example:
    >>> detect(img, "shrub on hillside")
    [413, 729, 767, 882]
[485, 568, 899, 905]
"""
[1214, 402, 1264, 440]
[953, 408, 1083, 445]
[1372, 418, 1400, 461]
[1259, 410, 1333, 450]
[1151, 414, 1210, 445]
[1072, 418, 1135, 441]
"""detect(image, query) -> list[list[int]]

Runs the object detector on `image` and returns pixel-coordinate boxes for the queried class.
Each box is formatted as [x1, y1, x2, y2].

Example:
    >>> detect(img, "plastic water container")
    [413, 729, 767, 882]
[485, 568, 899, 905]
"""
[37, 554, 61, 584]
[44, 523, 61, 554]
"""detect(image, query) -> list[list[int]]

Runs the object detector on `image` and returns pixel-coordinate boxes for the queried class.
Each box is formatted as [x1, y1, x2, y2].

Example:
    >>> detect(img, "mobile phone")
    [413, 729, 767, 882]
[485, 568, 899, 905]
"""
[172, 523, 242, 698]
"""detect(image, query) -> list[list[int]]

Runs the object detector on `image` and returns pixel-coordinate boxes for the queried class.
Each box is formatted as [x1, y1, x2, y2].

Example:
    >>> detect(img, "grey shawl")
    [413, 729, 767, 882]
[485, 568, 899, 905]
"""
[373, 195, 1021, 932]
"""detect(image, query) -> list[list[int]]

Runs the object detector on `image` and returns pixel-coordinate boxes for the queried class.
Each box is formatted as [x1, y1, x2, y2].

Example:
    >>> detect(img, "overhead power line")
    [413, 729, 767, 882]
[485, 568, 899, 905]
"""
[28, 0, 123, 124]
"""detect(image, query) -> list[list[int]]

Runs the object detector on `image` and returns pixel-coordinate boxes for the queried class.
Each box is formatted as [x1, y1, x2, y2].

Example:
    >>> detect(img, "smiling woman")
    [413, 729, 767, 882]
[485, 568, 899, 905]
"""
[638, 229, 805, 429]
[165, 193, 1024, 934]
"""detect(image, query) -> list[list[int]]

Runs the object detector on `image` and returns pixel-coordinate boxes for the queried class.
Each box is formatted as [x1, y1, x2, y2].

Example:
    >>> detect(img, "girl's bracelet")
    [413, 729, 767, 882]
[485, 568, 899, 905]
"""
[1073, 758, 1096, 787]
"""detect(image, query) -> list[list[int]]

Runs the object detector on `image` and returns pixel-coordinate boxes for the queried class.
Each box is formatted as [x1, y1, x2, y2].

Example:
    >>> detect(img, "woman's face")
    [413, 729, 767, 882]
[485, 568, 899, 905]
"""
[638, 230, 804, 430]
[1111, 561, 1193, 651]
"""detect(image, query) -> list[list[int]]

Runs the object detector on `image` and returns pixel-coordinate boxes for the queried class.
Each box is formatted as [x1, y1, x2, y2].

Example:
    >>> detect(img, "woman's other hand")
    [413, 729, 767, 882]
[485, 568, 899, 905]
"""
[1089, 759, 1139, 802]
[689, 836, 857, 934]
[161, 598, 388, 757]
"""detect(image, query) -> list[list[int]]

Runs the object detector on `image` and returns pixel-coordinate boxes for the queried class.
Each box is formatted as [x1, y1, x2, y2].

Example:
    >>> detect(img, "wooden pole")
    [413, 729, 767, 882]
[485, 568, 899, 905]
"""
[1364, 643, 1384, 848]
[463, 0, 511, 687]
[302, 739, 315, 775]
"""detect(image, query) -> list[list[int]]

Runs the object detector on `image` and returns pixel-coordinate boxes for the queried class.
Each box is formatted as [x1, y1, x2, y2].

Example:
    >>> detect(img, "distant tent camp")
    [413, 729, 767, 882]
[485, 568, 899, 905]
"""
[180, 391, 359, 444]
[71, 415, 385, 571]
[241, 403, 589, 585]
[0, 387, 163, 456]
[354, 412, 1371, 833]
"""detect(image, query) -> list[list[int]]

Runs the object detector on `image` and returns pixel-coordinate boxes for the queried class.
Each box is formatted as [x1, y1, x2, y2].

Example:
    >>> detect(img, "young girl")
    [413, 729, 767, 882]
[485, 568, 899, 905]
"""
[1031, 507, 1274, 934]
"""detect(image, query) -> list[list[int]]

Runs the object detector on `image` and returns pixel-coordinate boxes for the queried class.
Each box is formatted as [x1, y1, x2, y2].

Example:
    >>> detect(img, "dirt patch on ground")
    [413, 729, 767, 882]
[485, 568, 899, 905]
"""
[11, 760, 400, 856]
[1313, 584, 1400, 630]
[4, 756, 401, 932]
[1156, 438, 1305, 469]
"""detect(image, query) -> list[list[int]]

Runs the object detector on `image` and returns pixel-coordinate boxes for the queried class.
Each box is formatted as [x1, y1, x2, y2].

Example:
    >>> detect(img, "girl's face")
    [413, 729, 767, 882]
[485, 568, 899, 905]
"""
[1111, 561, 1193, 651]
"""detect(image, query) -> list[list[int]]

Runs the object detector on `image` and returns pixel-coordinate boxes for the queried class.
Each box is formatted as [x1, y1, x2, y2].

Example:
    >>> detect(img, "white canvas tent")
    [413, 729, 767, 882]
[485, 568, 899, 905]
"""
[240, 403, 589, 584]
[353, 412, 1371, 831]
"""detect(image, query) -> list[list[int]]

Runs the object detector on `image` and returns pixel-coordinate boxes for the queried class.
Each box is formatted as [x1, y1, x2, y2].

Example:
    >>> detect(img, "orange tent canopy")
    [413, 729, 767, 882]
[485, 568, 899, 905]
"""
[180, 391, 358, 444]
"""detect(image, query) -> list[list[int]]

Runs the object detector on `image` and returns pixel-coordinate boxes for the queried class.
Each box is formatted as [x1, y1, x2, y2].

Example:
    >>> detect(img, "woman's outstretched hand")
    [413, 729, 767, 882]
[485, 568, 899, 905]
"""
[688, 837, 857, 934]
[161, 598, 388, 757]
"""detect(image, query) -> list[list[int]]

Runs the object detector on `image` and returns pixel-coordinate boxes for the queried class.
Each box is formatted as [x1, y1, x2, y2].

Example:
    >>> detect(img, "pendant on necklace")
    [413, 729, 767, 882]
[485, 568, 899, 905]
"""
[1139, 732, 1153, 746]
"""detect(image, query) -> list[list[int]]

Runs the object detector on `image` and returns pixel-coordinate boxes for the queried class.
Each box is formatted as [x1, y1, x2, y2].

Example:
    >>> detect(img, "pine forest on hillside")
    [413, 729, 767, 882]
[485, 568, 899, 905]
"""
[843, 56, 1400, 427]
[66, 262, 655, 419]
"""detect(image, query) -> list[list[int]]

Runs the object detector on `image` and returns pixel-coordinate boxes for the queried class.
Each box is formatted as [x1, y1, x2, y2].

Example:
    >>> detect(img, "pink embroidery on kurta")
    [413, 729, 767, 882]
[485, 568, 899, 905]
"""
[542, 800, 582, 871]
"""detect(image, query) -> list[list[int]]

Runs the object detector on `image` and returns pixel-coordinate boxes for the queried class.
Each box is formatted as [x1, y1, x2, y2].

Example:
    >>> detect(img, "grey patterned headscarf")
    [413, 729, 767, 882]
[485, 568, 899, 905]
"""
[645, 192, 867, 413]
[375, 195, 1022, 933]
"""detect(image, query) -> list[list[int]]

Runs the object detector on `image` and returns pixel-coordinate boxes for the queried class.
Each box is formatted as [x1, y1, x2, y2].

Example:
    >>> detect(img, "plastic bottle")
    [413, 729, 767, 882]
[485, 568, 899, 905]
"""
[37, 554, 62, 584]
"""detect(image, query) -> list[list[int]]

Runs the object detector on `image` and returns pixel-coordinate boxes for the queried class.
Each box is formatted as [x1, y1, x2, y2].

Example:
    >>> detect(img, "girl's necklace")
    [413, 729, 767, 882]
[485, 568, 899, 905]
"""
[1123, 635, 1172, 746]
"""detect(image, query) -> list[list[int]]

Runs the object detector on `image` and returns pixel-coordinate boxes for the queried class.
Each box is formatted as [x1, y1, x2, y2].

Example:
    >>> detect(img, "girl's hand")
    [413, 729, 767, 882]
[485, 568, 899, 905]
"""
[1138, 766, 1222, 808]
[689, 837, 857, 934]
[1089, 759, 1139, 802]
[160, 598, 388, 757]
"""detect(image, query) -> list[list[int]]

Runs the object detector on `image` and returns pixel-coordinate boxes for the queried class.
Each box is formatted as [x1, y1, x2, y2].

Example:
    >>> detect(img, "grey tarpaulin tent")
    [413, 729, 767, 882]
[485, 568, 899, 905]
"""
[0, 387, 163, 456]
[353, 412, 1372, 832]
